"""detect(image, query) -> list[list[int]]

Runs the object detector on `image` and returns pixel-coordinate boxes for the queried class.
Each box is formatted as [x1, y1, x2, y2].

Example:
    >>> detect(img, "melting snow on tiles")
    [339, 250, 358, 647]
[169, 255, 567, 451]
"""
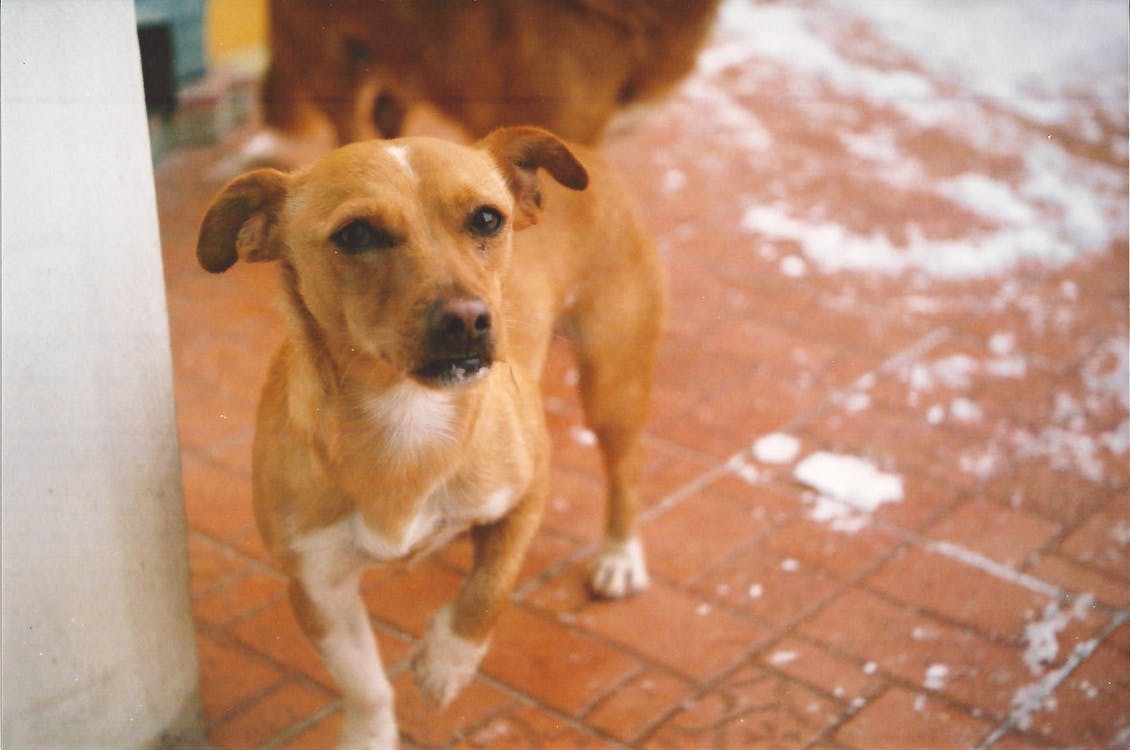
[692, 0, 1128, 280]
[793, 451, 903, 532]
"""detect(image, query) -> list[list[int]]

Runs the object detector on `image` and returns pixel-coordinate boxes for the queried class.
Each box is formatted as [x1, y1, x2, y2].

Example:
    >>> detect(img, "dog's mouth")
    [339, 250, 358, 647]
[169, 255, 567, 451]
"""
[413, 356, 491, 387]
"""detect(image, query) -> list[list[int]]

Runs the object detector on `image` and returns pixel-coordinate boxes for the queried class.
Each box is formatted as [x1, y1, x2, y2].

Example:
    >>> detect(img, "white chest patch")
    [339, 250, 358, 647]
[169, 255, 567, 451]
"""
[362, 382, 456, 452]
[293, 483, 516, 569]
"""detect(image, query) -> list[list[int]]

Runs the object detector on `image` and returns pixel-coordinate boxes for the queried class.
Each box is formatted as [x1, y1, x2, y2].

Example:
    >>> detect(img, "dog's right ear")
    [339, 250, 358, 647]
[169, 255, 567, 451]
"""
[478, 127, 588, 230]
[197, 169, 288, 273]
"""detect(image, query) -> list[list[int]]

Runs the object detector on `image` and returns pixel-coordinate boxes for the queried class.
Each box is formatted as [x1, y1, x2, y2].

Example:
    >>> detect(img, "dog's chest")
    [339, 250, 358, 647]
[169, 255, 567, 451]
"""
[354, 483, 514, 563]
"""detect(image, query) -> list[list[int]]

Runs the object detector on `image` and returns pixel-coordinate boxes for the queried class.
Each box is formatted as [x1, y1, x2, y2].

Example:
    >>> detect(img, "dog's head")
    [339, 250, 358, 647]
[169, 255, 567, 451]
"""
[196, 127, 587, 389]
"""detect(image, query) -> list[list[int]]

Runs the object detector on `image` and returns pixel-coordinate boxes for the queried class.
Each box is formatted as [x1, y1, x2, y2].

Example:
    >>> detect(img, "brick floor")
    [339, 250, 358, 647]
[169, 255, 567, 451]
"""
[155, 1, 1128, 747]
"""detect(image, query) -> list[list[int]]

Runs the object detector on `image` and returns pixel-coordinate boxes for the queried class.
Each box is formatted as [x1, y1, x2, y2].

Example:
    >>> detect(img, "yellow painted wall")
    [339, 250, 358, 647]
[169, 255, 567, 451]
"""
[206, 0, 267, 61]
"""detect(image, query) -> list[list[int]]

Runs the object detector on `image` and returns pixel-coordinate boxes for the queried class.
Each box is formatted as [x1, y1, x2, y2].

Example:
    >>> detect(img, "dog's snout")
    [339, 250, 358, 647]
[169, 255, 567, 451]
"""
[434, 297, 492, 343]
[416, 295, 495, 385]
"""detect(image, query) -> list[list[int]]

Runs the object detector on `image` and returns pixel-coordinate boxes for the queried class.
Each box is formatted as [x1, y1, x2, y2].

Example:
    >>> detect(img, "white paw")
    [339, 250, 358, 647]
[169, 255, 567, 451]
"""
[410, 606, 488, 708]
[336, 708, 398, 750]
[590, 536, 650, 599]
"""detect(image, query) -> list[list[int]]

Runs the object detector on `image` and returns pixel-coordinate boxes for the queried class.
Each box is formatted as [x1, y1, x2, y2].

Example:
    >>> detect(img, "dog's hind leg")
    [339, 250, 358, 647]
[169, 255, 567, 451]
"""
[289, 554, 397, 750]
[571, 268, 665, 599]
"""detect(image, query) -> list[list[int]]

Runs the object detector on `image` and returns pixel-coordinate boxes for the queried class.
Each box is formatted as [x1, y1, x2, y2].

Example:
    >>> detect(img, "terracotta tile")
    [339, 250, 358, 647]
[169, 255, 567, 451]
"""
[393, 671, 511, 748]
[1105, 621, 1130, 656]
[638, 438, 717, 507]
[757, 636, 883, 705]
[698, 314, 842, 381]
[275, 710, 342, 750]
[541, 466, 606, 541]
[576, 581, 769, 681]
[643, 485, 776, 586]
[781, 304, 929, 367]
[693, 543, 841, 628]
[979, 460, 1110, 526]
[666, 373, 829, 456]
[193, 570, 288, 627]
[644, 664, 840, 750]
[925, 498, 1060, 568]
[188, 534, 245, 597]
[835, 687, 992, 750]
[229, 525, 274, 564]
[651, 405, 755, 461]
[171, 323, 275, 404]
[206, 430, 256, 476]
[511, 530, 583, 589]
[800, 588, 1031, 717]
[584, 668, 693, 743]
[522, 562, 596, 616]
[708, 473, 803, 522]
[1058, 498, 1130, 580]
[865, 543, 1054, 640]
[165, 265, 279, 342]
[207, 680, 332, 750]
[813, 345, 893, 394]
[173, 376, 257, 457]
[765, 515, 904, 581]
[452, 705, 616, 750]
[871, 473, 963, 532]
[481, 605, 639, 715]
[360, 558, 466, 637]
[229, 598, 336, 688]
[1025, 554, 1129, 609]
[180, 452, 256, 542]
[196, 631, 284, 724]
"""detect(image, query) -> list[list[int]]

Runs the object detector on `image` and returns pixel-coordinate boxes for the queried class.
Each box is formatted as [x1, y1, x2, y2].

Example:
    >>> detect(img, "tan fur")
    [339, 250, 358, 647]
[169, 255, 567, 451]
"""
[262, 0, 720, 147]
[196, 128, 664, 748]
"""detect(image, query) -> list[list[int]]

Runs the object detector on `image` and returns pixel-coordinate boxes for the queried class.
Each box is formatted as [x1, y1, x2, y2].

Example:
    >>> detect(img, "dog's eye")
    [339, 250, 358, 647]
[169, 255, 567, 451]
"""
[331, 220, 395, 254]
[467, 206, 504, 238]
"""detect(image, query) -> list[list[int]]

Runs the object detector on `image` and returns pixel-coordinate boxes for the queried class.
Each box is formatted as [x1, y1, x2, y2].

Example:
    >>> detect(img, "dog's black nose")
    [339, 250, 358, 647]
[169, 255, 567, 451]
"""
[435, 297, 492, 343]
[417, 295, 495, 385]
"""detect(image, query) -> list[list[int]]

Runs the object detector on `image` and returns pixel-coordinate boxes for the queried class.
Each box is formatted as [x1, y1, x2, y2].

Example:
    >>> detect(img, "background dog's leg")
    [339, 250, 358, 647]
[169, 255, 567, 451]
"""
[290, 572, 397, 750]
[411, 486, 545, 706]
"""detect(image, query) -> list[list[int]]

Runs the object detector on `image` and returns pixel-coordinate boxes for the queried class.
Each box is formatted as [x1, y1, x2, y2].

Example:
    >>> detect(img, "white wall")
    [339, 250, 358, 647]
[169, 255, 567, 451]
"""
[1, 2, 201, 748]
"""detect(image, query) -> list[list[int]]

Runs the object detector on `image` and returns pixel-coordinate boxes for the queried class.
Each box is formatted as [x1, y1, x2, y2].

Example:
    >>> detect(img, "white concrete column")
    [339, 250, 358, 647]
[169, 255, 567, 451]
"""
[1, 2, 202, 748]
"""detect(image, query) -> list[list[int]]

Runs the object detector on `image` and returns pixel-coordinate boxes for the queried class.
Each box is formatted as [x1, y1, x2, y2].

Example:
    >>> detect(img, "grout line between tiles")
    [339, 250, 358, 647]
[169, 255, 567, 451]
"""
[974, 605, 1130, 750]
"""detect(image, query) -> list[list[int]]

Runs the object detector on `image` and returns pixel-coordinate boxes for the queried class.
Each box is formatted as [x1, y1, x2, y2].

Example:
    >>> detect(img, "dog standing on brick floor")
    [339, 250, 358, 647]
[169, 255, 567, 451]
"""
[240, 0, 718, 168]
[196, 126, 665, 749]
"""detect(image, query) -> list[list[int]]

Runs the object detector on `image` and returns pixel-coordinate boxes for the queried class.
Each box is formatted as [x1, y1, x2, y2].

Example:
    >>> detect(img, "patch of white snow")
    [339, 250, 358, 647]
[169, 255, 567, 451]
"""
[753, 433, 801, 464]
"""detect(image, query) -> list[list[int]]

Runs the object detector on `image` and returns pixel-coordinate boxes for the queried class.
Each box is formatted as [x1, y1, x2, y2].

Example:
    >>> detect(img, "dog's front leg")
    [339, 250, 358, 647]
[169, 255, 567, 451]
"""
[411, 487, 545, 707]
[290, 567, 398, 750]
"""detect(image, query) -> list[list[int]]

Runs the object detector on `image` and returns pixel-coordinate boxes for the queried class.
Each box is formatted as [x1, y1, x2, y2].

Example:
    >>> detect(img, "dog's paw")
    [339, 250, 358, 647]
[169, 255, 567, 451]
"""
[589, 536, 650, 599]
[336, 710, 398, 750]
[410, 606, 488, 708]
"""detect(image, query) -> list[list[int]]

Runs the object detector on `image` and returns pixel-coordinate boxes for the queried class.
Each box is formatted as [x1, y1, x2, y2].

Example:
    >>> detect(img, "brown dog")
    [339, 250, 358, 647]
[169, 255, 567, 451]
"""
[255, 0, 718, 154]
[196, 127, 664, 748]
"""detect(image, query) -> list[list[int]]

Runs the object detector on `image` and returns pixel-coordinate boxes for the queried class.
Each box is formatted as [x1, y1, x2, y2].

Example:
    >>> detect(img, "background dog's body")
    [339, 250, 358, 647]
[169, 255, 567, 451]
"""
[197, 129, 664, 748]
[263, 0, 719, 148]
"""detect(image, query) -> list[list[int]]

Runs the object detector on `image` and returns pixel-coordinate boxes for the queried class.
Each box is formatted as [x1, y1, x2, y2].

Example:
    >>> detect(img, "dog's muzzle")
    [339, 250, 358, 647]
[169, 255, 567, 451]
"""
[415, 296, 494, 386]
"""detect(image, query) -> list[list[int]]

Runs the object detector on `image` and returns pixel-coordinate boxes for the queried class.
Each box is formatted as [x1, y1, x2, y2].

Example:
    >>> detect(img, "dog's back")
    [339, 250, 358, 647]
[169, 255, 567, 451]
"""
[264, 0, 720, 145]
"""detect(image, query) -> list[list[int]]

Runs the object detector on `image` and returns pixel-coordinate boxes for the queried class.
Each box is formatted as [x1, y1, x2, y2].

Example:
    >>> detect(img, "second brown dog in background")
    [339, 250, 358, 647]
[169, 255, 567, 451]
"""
[261, 0, 719, 150]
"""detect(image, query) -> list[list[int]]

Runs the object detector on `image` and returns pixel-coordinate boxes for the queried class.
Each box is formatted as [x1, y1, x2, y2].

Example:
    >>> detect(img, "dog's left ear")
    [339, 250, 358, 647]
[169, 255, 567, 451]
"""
[197, 168, 289, 273]
[478, 127, 588, 229]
